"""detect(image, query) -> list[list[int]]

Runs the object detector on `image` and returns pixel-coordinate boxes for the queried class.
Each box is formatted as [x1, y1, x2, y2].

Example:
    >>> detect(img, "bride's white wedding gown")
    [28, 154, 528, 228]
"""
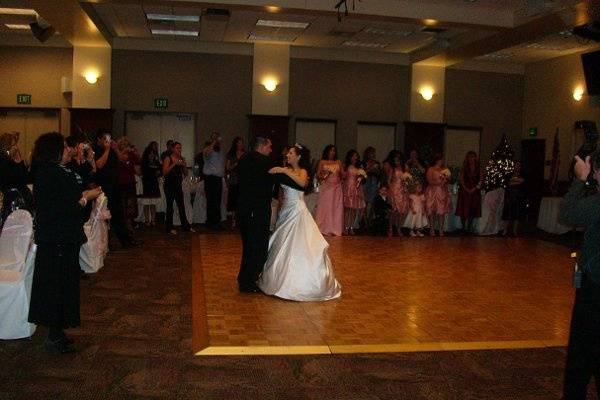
[258, 184, 341, 301]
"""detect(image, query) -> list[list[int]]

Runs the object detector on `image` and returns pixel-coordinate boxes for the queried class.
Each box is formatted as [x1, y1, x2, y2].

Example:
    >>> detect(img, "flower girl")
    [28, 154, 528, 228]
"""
[408, 182, 428, 237]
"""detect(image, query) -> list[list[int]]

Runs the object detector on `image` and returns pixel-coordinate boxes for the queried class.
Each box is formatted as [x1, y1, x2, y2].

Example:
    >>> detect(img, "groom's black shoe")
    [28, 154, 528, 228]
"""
[239, 284, 260, 293]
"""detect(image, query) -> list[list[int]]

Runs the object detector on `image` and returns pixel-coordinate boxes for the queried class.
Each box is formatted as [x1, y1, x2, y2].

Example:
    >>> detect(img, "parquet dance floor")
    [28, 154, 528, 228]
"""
[192, 234, 573, 355]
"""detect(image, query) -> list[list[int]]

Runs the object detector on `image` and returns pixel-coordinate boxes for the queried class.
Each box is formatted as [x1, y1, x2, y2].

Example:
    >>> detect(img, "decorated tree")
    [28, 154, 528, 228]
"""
[483, 134, 515, 192]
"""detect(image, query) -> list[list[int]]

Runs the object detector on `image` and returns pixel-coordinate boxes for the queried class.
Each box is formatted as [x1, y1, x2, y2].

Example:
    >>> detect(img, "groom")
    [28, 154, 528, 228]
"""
[236, 136, 304, 293]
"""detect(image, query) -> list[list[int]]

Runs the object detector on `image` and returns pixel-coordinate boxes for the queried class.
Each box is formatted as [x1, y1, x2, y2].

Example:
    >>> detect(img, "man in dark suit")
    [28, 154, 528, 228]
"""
[236, 136, 304, 293]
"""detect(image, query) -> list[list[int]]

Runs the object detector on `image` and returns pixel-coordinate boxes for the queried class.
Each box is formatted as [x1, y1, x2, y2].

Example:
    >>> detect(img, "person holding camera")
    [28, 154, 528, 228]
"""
[561, 152, 600, 399]
[0, 132, 32, 214]
[163, 141, 194, 234]
[93, 130, 141, 248]
[202, 132, 225, 230]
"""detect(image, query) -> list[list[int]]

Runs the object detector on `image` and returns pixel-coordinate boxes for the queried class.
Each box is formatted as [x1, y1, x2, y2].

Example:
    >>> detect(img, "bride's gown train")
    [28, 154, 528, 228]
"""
[258, 184, 341, 301]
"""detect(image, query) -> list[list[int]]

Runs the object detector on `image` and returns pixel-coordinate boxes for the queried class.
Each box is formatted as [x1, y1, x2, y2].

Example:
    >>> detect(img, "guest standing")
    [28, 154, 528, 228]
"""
[314, 145, 343, 236]
[28, 132, 102, 354]
[372, 185, 392, 236]
[502, 161, 527, 236]
[561, 153, 600, 400]
[425, 154, 451, 236]
[406, 149, 426, 186]
[225, 137, 245, 228]
[342, 150, 366, 235]
[0, 132, 32, 213]
[362, 146, 381, 230]
[455, 151, 482, 234]
[116, 137, 140, 232]
[160, 140, 174, 162]
[140, 141, 161, 226]
[203, 132, 225, 230]
[387, 151, 410, 236]
[93, 130, 141, 248]
[163, 142, 194, 234]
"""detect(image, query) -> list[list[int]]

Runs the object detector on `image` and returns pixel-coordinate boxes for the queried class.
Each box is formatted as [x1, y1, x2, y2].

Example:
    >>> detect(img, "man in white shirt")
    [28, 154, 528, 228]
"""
[203, 132, 225, 230]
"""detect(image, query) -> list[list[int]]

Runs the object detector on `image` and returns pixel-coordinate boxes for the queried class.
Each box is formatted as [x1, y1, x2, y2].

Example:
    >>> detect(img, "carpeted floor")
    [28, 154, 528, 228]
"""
[0, 228, 597, 400]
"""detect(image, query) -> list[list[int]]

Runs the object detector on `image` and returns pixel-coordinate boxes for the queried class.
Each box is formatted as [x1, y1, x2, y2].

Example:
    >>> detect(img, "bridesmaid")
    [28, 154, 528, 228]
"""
[388, 151, 410, 236]
[315, 144, 343, 236]
[425, 154, 452, 236]
[455, 151, 481, 234]
[362, 146, 381, 230]
[342, 150, 366, 235]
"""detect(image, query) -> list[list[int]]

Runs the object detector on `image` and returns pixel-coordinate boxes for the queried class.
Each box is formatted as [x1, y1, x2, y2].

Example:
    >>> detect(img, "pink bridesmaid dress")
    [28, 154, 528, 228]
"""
[342, 166, 366, 210]
[315, 162, 344, 236]
[425, 169, 452, 215]
[389, 168, 409, 214]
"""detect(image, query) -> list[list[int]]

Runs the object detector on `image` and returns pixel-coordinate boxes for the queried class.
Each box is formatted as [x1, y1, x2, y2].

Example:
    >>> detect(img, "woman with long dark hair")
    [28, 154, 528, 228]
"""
[455, 151, 481, 234]
[162, 142, 194, 234]
[314, 144, 343, 236]
[259, 144, 341, 301]
[342, 149, 365, 235]
[388, 150, 410, 236]
[28, 132, 102, 353]
[225, 137, 245, 228]
[140, 141, 161, 226]
[425, 154, 452, 236]
[362, 146, 381, 230]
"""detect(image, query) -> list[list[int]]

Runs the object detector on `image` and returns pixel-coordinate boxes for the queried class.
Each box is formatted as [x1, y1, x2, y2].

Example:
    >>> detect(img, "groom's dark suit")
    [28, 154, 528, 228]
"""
[237, 151, 304, 291]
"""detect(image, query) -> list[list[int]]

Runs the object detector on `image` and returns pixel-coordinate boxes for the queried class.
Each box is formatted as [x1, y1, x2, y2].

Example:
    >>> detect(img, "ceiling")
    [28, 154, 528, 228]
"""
[0, 0, 599, 66]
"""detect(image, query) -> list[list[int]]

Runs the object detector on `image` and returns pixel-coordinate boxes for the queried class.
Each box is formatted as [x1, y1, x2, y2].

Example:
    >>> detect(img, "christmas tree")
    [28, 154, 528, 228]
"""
[483, 134, 515, 192]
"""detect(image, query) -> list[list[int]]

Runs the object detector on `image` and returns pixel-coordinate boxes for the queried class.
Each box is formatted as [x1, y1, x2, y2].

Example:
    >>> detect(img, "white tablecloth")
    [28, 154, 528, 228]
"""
[537, 197, 573, 234]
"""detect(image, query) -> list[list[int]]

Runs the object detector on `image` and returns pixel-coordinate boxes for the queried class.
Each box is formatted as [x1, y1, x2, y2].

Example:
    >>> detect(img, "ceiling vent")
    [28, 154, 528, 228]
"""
[203, 8, 230, 21]
[421, 26, 447, 34]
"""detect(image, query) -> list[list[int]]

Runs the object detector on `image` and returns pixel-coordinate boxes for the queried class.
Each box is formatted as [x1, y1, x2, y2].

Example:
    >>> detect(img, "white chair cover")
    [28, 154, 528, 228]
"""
[79, 194, 111, 273]
[478, 188, 505, 235]
[191, 178, 228, 224]
[0, 210, 33, 271]
[0, 210, 36, 339]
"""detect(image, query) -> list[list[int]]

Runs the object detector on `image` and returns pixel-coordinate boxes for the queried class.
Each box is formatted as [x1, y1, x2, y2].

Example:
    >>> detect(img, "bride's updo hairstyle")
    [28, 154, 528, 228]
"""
[292, 143, 313, 192]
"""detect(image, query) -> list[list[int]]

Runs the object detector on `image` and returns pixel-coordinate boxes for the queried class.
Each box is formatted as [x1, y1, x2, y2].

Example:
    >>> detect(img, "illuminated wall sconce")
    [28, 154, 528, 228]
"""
[573, 87, 584, 102]
[419, 86, 435, 101]
[84, 70, 100, 84]
[262, 78, 278, 92]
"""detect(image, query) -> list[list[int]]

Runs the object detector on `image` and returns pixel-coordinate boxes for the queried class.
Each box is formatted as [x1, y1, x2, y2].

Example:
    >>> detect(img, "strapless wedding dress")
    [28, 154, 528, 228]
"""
[258, 185, 341, 301]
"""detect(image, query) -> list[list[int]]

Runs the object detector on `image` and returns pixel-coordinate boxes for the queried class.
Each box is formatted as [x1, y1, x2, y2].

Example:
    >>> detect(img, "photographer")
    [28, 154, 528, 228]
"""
[0, 132, 33, 213]
[561, 153, 600, 399]
[65, 135, 96, 188]
[93, 130, 141, 248]
[202, 132, 225, 230]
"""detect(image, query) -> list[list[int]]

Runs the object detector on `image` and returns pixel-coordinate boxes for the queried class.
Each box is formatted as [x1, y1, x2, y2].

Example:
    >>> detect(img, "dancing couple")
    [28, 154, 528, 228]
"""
[236, 137, 341, 301]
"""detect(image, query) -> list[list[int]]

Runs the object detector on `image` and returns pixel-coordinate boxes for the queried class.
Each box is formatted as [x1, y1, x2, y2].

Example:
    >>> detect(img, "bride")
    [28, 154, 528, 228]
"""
[257, 144, 341, 301]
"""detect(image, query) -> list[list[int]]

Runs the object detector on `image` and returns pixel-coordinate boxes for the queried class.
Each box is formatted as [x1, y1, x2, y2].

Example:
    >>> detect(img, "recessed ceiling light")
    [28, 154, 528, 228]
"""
[363, 27, 413, 36]
[5, 24, 31, 30]
[146, 13, 200, 22]
[341, 40, 389, 48]
[151, 29, 198, 37]
[248, 33, 297, 42]
[0, 8, 37, 16]
[256, 19, 309, 29]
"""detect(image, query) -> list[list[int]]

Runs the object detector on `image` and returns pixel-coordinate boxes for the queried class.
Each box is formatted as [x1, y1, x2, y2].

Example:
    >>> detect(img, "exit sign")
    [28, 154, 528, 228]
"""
[17, 94, 31, 105]
[528, 127, 538, 137]
[154, 98, 168, 109]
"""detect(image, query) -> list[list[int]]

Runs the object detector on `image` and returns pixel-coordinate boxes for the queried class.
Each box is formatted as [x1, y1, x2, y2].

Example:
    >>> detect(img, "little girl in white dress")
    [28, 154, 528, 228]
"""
[408, 183, 428, 237]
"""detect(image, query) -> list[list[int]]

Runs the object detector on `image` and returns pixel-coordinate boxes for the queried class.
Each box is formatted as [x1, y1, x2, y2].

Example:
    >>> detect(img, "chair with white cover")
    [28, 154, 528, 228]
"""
[0, 209, 36, 339]
[80, 194, 111, 273]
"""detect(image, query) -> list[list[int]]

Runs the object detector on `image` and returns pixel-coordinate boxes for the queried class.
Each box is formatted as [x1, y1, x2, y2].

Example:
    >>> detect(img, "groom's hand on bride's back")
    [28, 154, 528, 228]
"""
[269, 167, 284, 174]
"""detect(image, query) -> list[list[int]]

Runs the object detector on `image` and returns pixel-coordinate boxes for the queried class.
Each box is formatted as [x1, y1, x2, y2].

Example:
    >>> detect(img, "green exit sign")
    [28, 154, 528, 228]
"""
[17, 94, 31, 105]
[528, 127, 538, 137]
[154, 98, 168, 109]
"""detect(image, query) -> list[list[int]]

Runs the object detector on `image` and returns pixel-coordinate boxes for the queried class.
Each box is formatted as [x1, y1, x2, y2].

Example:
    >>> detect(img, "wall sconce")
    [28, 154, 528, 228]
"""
[262, 78, 278, 92]
[84, 70, 100, 84]
[573, 87, 584, 102]
[419, 86, 434, 101]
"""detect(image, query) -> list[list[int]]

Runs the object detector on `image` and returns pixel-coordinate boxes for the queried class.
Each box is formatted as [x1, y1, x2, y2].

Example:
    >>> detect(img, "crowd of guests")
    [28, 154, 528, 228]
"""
[310, 145, 527, 238]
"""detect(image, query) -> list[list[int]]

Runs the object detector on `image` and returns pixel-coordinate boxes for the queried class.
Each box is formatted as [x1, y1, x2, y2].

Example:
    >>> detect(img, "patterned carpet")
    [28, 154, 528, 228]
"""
[0, 228, 597, 400]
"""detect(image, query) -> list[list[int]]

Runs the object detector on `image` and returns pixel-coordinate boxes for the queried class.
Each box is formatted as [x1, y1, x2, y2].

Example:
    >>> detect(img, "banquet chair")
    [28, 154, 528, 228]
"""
[80, 194, 111, 274]
[0, 210, 36, 339]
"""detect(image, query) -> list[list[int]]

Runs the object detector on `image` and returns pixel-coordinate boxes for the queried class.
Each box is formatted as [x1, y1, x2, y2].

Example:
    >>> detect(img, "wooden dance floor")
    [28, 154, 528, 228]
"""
[192, 234, 573, 355]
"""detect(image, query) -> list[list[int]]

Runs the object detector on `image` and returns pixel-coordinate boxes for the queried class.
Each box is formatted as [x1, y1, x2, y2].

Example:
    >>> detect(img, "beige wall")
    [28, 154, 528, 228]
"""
[523, 52, 600, 180]
[444, 69, 525, 163]
[410, 64, 445, 123]
[111, 49, 253, 152]
[289, 58, 411, 159]
[0, 46, 72, 109]
[252, 43, 289, 116]
[72, 46, 111, 109]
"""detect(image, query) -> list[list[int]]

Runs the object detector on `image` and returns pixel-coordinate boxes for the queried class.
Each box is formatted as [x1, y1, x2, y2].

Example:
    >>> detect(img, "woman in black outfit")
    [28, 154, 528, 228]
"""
[502, 161, 527, 236]
[0, 132, 32, 217]
[162, 142, 194, 234]
[28, 132, 102, 354]
[140, 141, 161, 226]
